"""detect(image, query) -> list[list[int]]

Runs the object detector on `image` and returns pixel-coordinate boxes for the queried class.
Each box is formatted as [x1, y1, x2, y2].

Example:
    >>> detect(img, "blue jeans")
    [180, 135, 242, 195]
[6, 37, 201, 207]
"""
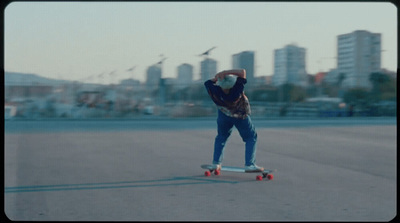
[213, 110, 258, 166]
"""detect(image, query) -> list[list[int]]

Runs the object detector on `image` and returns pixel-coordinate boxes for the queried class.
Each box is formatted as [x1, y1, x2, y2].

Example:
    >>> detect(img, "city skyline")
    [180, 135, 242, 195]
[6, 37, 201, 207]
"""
[4, 2, 397, 84]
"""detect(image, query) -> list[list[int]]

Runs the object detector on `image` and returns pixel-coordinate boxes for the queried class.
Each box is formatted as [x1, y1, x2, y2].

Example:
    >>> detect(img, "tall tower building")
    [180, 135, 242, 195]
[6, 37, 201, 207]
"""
[272, 44, 307, 87]
[200, 58, 217, 82]
[337, 30, 381, 89]
[177, 63, 193, 89]
[146, 64, 162, 90]
[232, 51, 255, 86]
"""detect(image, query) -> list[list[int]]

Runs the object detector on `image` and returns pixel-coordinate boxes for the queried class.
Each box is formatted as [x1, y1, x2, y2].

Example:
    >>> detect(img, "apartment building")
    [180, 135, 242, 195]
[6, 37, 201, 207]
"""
[177, 63, 193, 89]
[232, 51, 255, 86]
[200, 58, 217, 82]
[272, 44, 308, 87]
[337, 30, 381, 89]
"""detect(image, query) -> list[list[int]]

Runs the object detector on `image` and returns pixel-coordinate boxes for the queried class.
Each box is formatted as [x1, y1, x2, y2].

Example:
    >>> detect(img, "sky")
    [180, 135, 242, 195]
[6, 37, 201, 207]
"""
[4, 1, 398, 84]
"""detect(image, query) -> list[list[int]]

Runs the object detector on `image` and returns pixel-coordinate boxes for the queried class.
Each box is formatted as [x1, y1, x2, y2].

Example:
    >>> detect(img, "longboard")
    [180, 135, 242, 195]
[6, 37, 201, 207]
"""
[201, 164, 276, 181]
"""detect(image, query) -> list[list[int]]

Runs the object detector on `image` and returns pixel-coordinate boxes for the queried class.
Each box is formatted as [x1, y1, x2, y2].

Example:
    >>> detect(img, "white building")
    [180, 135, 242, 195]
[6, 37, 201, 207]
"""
[272, 44, 307, 87]
[177, 63, 193, 89]
[200, 58, 217, 82]
[337, 30, 381, 89]
[146, 64, 162, 90]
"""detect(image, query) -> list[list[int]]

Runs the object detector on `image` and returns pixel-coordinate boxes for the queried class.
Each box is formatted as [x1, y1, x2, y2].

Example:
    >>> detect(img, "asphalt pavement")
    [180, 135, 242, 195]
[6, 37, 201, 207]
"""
[4, 118, 397, 221]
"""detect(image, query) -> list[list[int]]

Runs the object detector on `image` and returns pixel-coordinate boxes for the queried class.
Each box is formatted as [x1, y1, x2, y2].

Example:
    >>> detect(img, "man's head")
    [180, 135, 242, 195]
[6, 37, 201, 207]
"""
[216, 74, 237, 89]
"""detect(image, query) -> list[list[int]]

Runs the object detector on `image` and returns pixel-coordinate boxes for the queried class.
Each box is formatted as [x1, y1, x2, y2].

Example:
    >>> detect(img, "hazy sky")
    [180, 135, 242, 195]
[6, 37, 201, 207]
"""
[4, 2, 397, 84]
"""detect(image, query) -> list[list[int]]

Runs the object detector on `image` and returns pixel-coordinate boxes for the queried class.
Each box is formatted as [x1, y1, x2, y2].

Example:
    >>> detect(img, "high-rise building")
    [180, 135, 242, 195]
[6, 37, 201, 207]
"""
[232, 51, 255, 86]
[146, 64, 162, 90]
[200, 58, 217, 82]
[272, 44, 307, 87]
[177, 63, 193, 89]
[337, 30, 381, 89]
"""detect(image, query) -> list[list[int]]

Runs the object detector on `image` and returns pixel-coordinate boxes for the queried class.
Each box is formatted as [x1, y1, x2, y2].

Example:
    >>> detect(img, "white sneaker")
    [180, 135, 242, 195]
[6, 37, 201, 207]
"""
[211, 164, 221, 170]
[245, 164, 264, 172]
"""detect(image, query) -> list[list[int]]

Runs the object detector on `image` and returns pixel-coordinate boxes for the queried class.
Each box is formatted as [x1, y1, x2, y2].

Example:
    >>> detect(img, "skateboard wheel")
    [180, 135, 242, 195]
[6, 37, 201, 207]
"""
[214, 169, 220, 175]
[267, 174, 274, 180]
[256, 175, 263, 181]
[204, 170, 211, 176]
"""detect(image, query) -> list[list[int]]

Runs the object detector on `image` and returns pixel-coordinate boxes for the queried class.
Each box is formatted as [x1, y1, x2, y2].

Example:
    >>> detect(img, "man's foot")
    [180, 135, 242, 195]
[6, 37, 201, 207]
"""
[245, 164, 264, 172]
[211, 164, 221, 171]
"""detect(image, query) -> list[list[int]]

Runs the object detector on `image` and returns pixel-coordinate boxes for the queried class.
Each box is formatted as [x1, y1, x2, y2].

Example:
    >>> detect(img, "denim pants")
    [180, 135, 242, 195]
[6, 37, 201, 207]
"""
[213, 110, 258, 166]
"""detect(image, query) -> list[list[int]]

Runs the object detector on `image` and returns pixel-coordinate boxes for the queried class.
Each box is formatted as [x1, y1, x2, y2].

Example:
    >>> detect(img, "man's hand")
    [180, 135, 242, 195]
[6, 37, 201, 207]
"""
[215, 72, 225, 80]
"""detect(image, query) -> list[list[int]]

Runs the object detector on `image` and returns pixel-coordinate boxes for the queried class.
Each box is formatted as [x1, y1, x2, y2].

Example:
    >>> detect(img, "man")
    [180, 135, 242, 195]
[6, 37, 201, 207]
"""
[204, 69, 264, 172]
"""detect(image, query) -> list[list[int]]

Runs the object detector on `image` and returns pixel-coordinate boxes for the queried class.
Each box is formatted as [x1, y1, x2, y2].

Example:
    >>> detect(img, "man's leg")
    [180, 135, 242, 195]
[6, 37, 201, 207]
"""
[235, 116, 258, 166]
[213, 111, 234, 164]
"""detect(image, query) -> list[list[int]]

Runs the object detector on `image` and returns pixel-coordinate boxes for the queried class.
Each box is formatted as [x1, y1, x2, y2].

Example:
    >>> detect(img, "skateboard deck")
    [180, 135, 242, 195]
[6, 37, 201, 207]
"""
[201, 164, 276, 181]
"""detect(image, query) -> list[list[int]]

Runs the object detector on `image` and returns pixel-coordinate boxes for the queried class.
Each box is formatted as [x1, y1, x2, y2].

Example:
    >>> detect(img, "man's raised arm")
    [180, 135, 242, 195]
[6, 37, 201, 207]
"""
[215, 69, 246, 80]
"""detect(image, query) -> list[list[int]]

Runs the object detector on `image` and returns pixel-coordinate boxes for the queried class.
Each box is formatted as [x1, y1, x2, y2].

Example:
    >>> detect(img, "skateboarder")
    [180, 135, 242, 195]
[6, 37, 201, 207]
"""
[204, 69, 264, 172]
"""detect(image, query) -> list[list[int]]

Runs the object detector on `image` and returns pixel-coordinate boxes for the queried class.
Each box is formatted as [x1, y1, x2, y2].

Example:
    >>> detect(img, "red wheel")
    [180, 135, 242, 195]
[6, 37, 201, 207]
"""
[204, 170, 211, 176]
[214, 169, 221, 175]
[256, 175, 263, 181]
[267, 174, 274, 180]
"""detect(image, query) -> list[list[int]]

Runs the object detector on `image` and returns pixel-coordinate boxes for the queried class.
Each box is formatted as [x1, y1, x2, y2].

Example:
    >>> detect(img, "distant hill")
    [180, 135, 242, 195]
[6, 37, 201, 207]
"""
[4, 71, 73, 86]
